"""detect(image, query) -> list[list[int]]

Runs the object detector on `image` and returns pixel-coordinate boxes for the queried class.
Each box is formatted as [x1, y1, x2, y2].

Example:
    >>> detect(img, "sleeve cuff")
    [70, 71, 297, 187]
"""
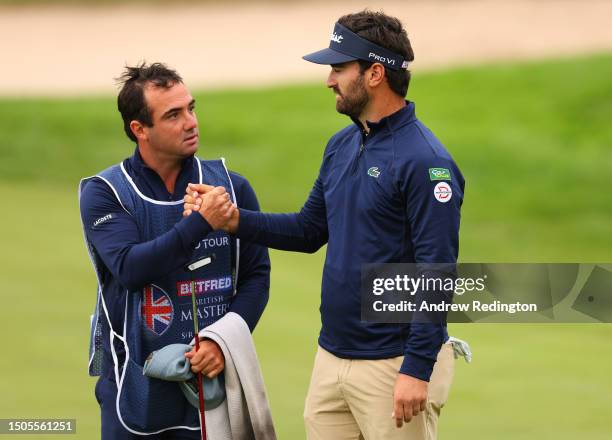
[175, 212, 212, 251]
[399, 352, 437, 382]
[237, 208, 258, 239]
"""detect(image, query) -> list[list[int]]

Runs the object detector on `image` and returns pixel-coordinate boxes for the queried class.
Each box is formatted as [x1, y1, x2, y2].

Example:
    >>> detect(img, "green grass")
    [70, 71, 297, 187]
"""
[0, 53, 611, 439]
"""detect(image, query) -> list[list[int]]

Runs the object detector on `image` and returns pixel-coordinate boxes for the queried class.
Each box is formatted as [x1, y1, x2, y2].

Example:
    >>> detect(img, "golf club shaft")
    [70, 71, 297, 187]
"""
[191, 279, 207, 440]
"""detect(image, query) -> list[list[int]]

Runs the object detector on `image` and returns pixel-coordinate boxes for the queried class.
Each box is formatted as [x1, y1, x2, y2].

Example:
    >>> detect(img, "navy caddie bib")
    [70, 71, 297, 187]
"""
[79, 157, 239, 435]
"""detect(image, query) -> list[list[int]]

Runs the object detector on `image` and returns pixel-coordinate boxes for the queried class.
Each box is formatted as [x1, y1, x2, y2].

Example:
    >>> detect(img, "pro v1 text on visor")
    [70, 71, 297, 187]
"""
[303, 22, 410, 71]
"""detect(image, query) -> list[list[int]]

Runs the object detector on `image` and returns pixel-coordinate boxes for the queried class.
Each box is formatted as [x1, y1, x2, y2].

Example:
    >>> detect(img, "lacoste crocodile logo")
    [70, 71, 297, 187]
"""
[367, 167, 381, 178]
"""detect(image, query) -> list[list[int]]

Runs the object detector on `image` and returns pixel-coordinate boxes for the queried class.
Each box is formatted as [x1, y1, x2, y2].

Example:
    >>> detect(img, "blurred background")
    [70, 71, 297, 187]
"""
[0, 0, 611, 438]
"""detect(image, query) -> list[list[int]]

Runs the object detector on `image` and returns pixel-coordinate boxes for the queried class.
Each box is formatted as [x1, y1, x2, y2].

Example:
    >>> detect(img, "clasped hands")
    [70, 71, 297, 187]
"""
[182, 182, 235, 377]
[183, 183, 238, 233]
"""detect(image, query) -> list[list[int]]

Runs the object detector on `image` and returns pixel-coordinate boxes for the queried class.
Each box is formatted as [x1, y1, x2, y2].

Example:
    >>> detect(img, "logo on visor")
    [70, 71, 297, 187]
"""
[368, 52, 396, 66]
[331, 32, 344, 43]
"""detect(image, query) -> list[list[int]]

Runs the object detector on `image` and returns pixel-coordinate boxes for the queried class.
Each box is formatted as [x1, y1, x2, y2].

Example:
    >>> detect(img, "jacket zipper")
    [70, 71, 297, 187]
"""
[351, 135, 367, 174]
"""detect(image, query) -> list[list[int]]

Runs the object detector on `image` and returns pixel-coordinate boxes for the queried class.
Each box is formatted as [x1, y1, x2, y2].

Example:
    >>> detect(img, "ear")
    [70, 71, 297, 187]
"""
[129, 120, 147, 142]
[366, 63, 386, 88]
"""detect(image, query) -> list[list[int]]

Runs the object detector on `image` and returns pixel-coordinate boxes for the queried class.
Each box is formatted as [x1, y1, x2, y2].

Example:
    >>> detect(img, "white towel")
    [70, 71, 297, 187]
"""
[195, 312, 277, 440]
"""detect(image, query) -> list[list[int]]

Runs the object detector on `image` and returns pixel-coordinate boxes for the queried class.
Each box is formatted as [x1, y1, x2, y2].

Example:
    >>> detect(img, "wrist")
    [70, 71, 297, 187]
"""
[228, 208, 239, 233]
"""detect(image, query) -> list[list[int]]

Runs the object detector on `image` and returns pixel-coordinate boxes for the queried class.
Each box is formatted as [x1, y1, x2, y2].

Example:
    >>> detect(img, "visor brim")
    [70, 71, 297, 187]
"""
[302, 48, 358, 66]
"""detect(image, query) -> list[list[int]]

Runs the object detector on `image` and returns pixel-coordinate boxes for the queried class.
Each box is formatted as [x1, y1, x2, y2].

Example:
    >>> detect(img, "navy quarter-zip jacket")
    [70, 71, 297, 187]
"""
[238, 101, 464, 380]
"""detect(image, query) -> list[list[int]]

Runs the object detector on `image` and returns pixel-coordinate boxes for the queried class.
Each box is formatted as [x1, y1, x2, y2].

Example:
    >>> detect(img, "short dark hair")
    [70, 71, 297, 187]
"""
[338, 10, 414, 97]
[116, 62, 183, 142]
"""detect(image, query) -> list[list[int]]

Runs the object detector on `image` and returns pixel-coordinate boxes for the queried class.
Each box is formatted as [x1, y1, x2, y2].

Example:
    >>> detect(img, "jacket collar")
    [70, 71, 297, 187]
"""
[351, 100, 416, 138]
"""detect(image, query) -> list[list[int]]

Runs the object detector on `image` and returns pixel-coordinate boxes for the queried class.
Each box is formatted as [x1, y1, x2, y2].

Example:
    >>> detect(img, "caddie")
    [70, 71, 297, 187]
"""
[79, 62, 270, 439]
[185, 10, 465, 440]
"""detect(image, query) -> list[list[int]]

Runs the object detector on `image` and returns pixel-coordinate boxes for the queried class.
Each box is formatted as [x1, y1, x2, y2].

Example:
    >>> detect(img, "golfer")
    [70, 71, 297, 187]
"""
[186, 10, 464, 440]
[79, 62, 270, 439]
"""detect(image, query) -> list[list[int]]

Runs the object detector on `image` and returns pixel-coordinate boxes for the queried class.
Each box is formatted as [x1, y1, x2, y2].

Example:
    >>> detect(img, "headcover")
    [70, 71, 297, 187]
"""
[143, 343, 226, 410]
[303, 22, 409, 71]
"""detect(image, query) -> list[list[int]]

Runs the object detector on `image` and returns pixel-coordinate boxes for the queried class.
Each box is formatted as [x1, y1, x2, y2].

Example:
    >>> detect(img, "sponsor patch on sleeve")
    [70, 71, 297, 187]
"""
[92, 213, 114, 229]
[429, 167, 451, 181]
[434, 182, 452, 203]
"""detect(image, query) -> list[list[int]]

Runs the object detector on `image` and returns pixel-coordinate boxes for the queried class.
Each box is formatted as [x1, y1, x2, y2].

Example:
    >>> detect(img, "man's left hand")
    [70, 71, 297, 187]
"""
[392, 373, 428, 428]
[185, 339, 225, 378]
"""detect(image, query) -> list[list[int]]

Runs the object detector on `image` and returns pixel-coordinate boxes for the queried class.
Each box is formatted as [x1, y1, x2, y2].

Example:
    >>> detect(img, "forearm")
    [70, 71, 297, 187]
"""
[82, 178, 217, 291]
[100, 213, 212, 291]
[237, 209, 327, 253]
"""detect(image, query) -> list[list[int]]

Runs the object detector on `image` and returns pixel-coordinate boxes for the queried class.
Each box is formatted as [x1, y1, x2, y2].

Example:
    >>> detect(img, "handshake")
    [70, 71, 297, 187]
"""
[183, 183, 239, 233]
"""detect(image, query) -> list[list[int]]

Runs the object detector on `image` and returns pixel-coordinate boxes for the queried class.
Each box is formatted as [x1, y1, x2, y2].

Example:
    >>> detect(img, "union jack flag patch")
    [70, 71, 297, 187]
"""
[141, 285, 174, 336]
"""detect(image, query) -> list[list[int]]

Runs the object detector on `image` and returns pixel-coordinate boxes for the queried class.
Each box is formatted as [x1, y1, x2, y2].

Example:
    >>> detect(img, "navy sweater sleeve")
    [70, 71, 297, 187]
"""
[236, 170, 328, 254]
[397, 140, 465, 381]
[80, 178, 213, 292]
[227, 172, 271, 331]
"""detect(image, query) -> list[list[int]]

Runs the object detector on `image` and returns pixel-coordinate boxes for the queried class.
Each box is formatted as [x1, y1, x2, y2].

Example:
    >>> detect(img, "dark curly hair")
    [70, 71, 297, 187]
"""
[116, 62, 183, 142]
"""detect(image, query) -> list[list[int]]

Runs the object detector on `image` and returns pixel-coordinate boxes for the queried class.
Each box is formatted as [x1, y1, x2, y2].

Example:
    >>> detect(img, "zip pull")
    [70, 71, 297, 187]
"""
[351, 143, 365, 174]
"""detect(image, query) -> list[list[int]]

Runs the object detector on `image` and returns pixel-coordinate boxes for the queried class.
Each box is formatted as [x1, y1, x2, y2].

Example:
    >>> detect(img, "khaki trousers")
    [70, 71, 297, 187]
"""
[304, 344, 454, 440]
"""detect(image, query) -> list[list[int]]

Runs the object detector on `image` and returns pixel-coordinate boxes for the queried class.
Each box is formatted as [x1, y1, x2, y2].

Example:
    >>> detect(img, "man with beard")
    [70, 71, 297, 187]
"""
[184, 10, 464, 440]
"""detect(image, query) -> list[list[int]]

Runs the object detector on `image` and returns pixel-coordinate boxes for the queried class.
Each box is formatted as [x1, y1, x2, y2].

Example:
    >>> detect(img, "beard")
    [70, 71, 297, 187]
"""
[334, 74, 369, 118]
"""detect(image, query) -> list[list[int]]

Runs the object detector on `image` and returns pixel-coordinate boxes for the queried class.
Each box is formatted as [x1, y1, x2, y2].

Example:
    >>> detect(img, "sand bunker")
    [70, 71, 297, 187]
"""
[1, 0, 611, 96]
